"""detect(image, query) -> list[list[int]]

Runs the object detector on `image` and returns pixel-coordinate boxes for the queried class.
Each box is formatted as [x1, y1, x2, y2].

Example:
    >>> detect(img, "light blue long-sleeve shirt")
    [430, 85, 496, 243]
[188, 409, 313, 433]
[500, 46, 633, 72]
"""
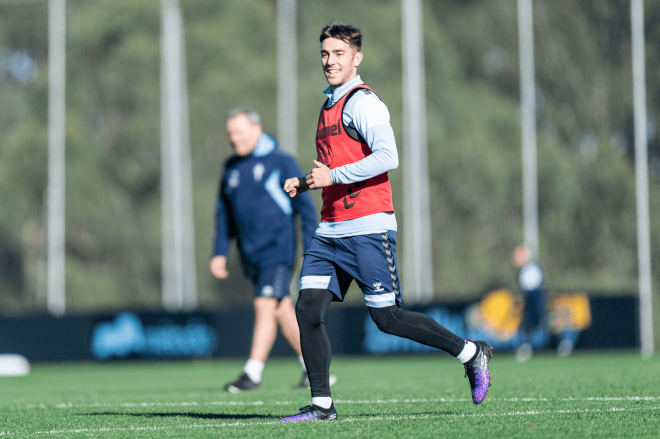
[315, 75, 398, 238]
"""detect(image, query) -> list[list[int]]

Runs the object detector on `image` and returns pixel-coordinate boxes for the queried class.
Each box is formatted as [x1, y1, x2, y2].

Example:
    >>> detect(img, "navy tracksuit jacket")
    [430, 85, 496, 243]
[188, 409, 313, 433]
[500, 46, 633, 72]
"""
[212, 134, 317, 275]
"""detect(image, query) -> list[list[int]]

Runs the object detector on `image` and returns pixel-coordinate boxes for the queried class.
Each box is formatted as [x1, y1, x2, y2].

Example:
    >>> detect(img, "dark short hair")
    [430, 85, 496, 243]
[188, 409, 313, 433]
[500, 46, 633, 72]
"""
[319, 22, 365, 51]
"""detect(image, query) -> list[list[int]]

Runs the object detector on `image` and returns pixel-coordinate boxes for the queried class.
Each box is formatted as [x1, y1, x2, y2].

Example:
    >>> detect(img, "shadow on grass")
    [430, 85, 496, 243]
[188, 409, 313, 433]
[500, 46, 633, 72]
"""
[78, 412, 274, 420]
[352, 411, 460, 418]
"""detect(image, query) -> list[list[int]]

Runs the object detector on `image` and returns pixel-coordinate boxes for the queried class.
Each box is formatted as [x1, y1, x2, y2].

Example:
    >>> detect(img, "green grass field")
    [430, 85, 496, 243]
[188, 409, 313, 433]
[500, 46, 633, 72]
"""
[1, 351, 659, 438]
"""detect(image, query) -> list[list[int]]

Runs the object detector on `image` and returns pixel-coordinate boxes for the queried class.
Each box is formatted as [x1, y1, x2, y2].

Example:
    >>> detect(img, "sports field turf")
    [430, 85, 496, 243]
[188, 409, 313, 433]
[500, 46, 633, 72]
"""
[1, 351, 659, 438]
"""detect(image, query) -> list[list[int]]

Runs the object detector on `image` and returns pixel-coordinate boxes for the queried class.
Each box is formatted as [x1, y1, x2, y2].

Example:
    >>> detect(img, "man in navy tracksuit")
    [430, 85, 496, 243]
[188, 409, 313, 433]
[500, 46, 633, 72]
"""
[211, 107, 321, 392]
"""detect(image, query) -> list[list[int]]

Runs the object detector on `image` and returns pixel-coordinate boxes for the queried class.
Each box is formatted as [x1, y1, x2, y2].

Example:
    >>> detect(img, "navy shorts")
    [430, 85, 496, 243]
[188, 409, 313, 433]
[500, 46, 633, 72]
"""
[299, 231, 402, 308]
[245, 264, 292, 300]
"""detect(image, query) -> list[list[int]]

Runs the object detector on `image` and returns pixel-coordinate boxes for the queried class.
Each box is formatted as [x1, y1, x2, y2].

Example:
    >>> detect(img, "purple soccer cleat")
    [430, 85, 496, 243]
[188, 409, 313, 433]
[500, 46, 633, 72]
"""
[463, 340, 493, 404]
[279, 404, 338, 422]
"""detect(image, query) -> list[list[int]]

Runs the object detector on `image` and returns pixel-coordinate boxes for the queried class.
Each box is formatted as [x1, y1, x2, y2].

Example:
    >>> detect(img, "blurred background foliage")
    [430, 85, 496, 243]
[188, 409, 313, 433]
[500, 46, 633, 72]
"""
[0, 0, 659, 335]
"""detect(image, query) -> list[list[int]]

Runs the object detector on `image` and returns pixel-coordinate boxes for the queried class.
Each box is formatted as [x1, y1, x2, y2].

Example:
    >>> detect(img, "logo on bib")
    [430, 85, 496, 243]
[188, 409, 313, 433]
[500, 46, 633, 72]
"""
[316, 140, 333, 167]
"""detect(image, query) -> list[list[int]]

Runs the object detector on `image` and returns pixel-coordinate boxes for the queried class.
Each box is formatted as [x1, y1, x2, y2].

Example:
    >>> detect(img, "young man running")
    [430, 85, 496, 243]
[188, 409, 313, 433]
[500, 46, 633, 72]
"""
[279, 22, 493, 422]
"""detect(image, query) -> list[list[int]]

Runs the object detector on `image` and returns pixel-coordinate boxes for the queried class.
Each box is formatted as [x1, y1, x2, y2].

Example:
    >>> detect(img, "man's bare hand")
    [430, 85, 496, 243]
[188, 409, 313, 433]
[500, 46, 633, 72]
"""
[210, 255, 228, 279]
[284, 177, 301, 198]
[307, 160, 333, 189]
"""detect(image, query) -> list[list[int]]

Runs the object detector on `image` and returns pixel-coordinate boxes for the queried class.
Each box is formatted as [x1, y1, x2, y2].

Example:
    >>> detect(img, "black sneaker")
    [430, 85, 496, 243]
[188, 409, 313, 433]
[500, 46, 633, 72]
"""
[279, 403, 338, 422]
[293, 372, 338, 389]
[463, 340, 493, 404]
[224, 373, 259, 393]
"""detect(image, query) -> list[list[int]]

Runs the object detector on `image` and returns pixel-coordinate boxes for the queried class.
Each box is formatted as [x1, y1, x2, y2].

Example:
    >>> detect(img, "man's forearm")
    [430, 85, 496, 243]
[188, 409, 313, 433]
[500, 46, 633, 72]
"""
[330, 147, 398, 184]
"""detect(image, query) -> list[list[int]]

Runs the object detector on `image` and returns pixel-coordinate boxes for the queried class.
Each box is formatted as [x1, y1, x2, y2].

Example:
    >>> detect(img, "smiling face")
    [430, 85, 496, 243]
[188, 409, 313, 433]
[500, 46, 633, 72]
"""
[226, 113, 262, 157]
[321, 37, 363, 91]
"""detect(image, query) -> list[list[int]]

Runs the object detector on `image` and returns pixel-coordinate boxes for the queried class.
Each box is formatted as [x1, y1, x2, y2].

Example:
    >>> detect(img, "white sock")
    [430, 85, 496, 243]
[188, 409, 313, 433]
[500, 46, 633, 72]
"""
[457, 341, 477, 364]
[243, 359, 265, 383]
[312, 397, 332, 409]
[298, 356, 307, 372]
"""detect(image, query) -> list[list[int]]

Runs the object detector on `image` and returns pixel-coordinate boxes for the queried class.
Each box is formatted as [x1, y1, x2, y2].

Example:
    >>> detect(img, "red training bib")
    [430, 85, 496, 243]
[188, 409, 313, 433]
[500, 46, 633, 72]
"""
[315, 85, 394, 222]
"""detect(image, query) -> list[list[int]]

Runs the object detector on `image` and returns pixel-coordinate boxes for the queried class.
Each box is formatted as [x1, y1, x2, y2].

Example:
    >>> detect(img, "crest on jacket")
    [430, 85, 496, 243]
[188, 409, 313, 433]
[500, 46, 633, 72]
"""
[253, 163, 265, 181]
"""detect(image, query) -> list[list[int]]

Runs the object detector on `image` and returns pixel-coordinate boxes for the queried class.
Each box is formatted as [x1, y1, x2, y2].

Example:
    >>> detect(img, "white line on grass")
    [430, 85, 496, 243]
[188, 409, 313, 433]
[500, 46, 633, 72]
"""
[1, 405, 660, 436]
[22, 401, 265, 409]
[335, 396, 660, 404]
[17, 395, 660, 410]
